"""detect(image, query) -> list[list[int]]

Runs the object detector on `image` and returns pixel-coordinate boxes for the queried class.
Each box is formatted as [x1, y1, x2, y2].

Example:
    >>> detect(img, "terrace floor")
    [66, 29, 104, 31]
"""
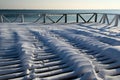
[0, 23, 120, 80]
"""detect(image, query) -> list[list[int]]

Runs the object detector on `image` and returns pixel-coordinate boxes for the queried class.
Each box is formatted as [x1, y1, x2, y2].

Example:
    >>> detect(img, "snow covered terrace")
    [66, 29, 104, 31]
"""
[1, 13, 120, 80]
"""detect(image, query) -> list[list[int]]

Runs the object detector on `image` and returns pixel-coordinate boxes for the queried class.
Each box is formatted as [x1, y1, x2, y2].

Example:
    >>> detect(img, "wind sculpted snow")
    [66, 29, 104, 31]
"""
[0, 23, 120, 80]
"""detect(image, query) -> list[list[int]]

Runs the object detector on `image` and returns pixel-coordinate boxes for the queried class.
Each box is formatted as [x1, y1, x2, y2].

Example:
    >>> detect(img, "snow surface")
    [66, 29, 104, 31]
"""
[0, 23, 120, 80]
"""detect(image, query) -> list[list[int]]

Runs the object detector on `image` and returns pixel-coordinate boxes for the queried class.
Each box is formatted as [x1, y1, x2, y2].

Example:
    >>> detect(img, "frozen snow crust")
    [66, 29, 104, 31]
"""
[1, 23, 120, 80]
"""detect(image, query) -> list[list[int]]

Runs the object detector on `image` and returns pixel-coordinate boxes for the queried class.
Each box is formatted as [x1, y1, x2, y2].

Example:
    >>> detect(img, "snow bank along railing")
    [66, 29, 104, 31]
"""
[0, 12, 120, 25]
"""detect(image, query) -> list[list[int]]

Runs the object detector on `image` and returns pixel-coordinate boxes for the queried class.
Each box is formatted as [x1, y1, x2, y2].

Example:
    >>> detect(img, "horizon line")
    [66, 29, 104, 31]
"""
[0, 9, 120, 10]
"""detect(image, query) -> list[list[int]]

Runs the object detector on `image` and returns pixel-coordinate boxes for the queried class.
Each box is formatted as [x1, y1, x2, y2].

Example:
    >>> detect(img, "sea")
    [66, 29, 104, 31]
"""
[0, 9, 120, 23]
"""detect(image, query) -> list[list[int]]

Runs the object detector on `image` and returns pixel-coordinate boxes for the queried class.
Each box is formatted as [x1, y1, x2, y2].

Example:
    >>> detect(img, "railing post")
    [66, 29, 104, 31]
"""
[64, 14, 67, 23]
[76, 14, 79, 23]
[21, 14, 24, 23]
[105, 14, 110, 25]
[114, 15, 119, 26]
[99, 14, 106, 24]
[43, 14, 46, 23]
[0, 15, 3, 23]
[103, 14, 106, 24]
[94, 13, 97, 22]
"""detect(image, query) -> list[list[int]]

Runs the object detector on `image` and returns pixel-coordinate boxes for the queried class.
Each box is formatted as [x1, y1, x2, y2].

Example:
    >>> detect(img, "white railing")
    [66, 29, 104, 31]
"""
[0, 12, 120, 26]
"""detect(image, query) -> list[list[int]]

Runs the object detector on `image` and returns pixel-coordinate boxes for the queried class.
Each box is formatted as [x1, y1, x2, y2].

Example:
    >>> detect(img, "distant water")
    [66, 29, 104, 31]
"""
[0, 9, 120, 23]
[0, 9, 120, 14]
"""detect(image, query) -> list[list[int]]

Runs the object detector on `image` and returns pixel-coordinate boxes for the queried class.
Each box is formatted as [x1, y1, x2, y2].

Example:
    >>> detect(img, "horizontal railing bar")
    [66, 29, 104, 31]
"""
[0, 12, 93, 14]
[1, 13, 120, 16]
[0, 13, 96, 15]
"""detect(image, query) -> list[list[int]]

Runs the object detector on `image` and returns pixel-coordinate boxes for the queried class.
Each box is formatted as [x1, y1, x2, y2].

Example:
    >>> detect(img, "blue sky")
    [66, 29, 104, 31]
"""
[0, 0, 120, 9]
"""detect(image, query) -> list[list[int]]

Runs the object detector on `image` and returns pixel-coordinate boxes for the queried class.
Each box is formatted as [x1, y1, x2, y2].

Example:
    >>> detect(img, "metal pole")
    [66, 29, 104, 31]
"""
[76, 14, 79, 23]
[114, 15, 119, 26]
[99, 14, 104, 23]
[109, 15, 116, 25]
[21, 14, 24, 23]
[43, 14, 46, 23]
[94, 13, 97, 22]
[102, 14, 106, 24]
[0, 15, 3, 23]
[105, 14, 110, 25]
[64, 14, 67, 23]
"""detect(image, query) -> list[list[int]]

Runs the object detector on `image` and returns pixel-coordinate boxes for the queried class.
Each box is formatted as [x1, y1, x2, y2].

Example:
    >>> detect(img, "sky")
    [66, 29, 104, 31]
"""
[0, 0, 120, 9]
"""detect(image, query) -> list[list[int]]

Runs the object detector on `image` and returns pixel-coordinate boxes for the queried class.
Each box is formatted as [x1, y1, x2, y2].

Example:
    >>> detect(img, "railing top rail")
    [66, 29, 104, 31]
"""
[96, 13, 120, 15]
[0, 12, 120, 15]
[0, 13, 95, 15]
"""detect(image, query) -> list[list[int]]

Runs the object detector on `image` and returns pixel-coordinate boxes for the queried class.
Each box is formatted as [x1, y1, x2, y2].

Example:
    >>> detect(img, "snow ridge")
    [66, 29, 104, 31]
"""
[31, 30, 100, 80]
[1, 23, 120, 80]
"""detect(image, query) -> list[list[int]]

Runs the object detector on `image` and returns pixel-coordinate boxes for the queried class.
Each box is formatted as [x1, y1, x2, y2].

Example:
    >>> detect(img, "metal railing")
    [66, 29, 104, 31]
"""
[0, 13, 120, 26]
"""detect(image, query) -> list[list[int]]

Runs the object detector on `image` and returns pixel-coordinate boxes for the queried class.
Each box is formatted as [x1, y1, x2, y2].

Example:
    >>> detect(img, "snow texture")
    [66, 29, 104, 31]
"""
[0, 23, 120, 80]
